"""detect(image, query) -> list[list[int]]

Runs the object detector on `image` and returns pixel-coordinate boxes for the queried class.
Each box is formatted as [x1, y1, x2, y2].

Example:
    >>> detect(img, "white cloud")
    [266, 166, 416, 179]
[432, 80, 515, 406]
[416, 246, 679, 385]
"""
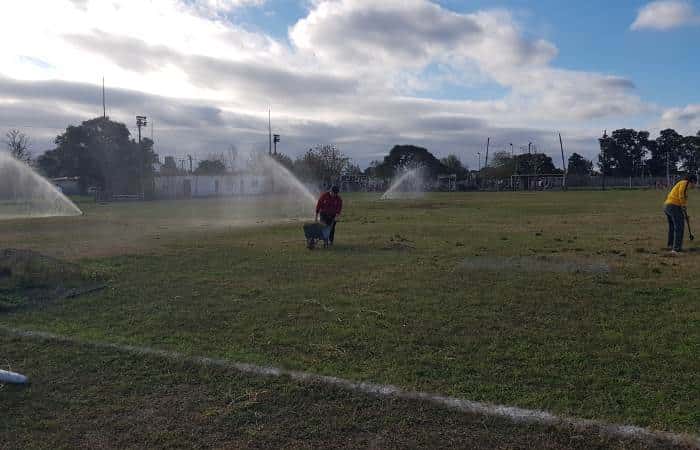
[0, 0, 669, 165]
[631, 0, 700, 31]
[190, 0, 267, 17]
[661, 104, 700, 133]
[290, 1, 644, 121]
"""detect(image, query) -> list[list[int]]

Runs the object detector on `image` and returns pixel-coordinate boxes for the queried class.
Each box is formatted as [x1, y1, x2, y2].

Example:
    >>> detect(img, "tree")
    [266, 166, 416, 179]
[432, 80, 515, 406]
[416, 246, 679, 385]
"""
[596, 129, 651, 177]
[5, 129, 32, 164]
[343, 163, 363, 176]
[293, 145, 352, 185]
[440, 154, 468, 177]
[195, 158, 227, 175]
[483, 151, 516, 178]
[514, 153, 559, 175]
[37, 117, 157, 194]
[567, 153, 593, 175]
[372, 145, 447, 179]
[648, 128, 683, 177]
[598, 131, 613, 176]
[680, 134, 700, 172]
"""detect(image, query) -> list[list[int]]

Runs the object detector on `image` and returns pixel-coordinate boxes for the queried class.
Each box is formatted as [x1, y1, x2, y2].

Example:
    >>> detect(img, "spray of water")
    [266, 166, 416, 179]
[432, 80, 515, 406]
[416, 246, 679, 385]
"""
[259, 155, 317, 217]
[381, 167, 426, 200]
[0, 152, 82, 220]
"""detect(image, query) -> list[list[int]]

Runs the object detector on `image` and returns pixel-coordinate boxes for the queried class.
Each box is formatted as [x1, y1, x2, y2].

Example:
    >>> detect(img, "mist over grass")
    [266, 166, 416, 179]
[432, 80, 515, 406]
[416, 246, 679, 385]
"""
[1, 190, 698, 435]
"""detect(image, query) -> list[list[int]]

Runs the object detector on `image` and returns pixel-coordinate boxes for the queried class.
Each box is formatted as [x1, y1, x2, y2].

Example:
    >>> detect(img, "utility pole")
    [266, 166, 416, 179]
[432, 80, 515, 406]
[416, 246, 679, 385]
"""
[102, 77, 106, 118]
[136, 116, 147, 143]
[187, 154, 193, 173]
[135, 116, 148, 197]
[477, 152, 481, 171]
[273, 134, 280, 155]
[601, 130, 607, 191]
[268, 108, 272, 156]
[559, 133, 567, 190]
[484, 137, 490, 168]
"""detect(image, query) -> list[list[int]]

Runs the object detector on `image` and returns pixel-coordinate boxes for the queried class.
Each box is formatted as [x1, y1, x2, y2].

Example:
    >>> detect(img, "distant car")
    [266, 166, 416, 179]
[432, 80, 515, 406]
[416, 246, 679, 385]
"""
[87, 186, 97, 194]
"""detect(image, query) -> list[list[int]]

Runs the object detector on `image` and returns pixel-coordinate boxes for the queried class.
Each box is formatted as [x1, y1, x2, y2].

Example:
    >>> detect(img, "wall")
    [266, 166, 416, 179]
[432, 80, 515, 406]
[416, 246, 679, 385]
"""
[154, 174, 267, 199]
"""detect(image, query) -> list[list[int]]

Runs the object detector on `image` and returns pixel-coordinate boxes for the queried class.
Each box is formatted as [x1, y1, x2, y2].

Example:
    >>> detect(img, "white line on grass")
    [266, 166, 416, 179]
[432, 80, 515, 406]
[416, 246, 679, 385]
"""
[2, 326, 698, 448]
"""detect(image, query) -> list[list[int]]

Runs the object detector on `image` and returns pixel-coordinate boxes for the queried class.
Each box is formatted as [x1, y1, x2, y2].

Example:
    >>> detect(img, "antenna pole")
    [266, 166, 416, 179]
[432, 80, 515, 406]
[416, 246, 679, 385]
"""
[268, 108, 272, 156]
[484, 137, 490, 168]
[559, 133, 567, 190]
[102, 77, 106, 118]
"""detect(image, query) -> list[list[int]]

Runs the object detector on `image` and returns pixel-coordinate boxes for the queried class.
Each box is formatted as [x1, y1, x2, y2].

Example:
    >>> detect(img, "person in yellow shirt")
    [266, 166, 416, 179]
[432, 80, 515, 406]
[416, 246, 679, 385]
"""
[664, 174, 697, 253]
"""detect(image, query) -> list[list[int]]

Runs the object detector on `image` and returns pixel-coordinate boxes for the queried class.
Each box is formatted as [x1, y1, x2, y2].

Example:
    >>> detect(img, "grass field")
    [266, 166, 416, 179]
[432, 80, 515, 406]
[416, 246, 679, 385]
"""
[2, 190, 699, 448]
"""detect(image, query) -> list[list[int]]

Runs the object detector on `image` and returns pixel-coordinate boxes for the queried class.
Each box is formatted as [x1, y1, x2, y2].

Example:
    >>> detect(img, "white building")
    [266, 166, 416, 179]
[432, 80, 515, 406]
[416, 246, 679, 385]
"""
[154, 173, 268, 199]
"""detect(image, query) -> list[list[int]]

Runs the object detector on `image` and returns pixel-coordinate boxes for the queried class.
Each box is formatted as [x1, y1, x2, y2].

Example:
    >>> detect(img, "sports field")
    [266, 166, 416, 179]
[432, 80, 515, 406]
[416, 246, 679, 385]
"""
[1, 191, 699, 449]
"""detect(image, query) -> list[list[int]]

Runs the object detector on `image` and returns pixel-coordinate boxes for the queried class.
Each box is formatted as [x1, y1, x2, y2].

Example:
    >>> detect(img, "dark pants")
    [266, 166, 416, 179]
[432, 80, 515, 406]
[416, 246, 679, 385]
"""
[665, 204, 685, 251]
[320, 212, 337, 243]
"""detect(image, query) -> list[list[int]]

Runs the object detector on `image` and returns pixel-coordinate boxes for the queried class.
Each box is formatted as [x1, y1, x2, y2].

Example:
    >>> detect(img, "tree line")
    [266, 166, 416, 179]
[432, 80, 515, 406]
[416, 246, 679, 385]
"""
[598, 128, 700, 178]
[7, 114, 698, 195]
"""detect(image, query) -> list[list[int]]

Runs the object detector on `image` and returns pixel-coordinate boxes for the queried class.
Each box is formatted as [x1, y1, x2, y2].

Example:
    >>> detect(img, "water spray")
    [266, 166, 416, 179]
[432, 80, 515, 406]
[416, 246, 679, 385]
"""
[0, 153, 82, 220]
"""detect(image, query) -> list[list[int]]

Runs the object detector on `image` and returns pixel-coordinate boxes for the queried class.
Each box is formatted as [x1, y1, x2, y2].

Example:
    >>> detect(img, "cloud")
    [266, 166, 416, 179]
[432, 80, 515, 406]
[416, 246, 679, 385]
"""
[661, 104, 700, 133]
[197, 0, 265, 10]
[64, 30, 359, 102]
[290, 2, 557, 74]
[289, 1, 643, 121]
[0, 0, 663, 167]
[631, 0, 700, 31]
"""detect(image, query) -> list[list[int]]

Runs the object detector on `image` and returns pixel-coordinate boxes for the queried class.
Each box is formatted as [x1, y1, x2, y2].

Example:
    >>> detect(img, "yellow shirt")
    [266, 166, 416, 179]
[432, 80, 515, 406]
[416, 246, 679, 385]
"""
[665, 180, 691, 207]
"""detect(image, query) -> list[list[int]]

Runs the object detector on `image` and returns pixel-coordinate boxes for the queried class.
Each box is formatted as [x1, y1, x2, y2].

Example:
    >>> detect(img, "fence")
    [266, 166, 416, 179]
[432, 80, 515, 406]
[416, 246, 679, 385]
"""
[566, 175, 679, 190]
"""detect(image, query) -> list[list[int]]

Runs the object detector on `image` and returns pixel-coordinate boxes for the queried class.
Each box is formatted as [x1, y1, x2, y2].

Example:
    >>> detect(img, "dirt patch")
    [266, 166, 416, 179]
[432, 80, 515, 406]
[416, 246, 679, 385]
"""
[0, 248, 105, 311]
[382, 234, 415, 251]
[461, 256, 610, 274]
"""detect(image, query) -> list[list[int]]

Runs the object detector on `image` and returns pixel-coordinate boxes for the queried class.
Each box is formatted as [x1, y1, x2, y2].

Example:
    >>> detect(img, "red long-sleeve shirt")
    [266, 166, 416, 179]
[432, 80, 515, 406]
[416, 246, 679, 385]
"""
[316, 192, 343, 216]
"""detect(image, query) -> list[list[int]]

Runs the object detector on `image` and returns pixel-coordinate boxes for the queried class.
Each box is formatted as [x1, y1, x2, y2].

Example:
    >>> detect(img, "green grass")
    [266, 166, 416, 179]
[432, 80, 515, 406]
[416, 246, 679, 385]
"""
[3, 336, 677, 450]
[1, 190, 699, 445]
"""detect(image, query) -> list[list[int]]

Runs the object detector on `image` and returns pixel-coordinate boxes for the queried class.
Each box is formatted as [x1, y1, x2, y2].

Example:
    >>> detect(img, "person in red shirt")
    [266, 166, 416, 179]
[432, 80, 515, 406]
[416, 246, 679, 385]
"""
[315, 185, 342, 245]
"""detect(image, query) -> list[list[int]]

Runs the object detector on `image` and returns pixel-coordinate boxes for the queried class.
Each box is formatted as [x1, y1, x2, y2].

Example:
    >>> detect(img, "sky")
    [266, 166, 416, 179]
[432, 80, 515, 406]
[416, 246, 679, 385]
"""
[1, 0, 700, 169]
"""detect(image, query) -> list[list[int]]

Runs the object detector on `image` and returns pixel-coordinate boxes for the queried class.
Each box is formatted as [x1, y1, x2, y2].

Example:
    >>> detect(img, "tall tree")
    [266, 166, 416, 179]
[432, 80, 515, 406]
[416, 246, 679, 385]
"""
[372, 145, 447, 179]
[516, 153, 559, 174]
[680, 134, 700, 172]
[37, 117, 157, 194]
[194, 158, 227, 175]
[293, 145, 351, 185]
[440, 154, 468, 177]
[4, 129, 32, 164]
[596, 129, 651, 177]
[567, 153, 594, 175]
[483, 151, 513, 178]
[649, 128, 683, 177]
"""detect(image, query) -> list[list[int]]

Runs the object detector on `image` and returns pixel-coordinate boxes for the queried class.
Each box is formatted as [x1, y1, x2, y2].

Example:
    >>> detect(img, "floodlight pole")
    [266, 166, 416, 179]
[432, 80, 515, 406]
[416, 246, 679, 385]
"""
[601, 130, 607, 191]
[273, 134, 280, 155]
[268, 108, 272, 156]
[135, 115, 148, 197]
[484, 137, 490, 167]
[136, 115, 147, 144]
[102, 77, 106, 118]
[559, 133, 567, 190]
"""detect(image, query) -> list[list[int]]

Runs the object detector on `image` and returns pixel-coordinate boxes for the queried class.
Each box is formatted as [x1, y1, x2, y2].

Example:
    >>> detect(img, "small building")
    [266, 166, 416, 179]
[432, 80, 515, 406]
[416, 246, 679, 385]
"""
[153, 173, 268, 199]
